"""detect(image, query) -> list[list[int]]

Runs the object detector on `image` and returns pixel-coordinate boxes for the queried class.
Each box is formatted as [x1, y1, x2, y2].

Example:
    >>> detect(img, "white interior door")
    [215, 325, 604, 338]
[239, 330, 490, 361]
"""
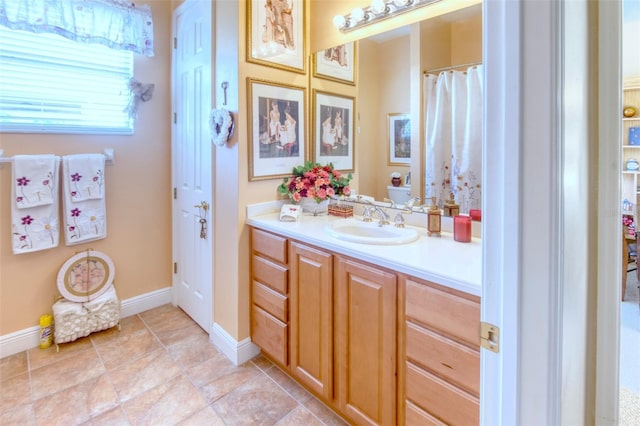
[172, 0, 212, 332]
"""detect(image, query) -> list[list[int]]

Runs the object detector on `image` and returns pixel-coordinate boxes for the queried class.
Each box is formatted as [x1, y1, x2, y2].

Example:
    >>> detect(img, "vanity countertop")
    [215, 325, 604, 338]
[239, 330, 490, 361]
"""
[247, 209, 481, 297]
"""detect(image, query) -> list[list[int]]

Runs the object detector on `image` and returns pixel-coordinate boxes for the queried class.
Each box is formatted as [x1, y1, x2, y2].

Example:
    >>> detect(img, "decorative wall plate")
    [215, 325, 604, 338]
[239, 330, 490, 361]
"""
[57, 250, 115, 302]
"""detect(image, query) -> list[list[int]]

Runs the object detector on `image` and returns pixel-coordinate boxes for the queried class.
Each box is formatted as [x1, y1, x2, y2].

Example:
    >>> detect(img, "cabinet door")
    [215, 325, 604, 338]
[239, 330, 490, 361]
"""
[335, 257, 397, 426]
[289, 242, 333, 400]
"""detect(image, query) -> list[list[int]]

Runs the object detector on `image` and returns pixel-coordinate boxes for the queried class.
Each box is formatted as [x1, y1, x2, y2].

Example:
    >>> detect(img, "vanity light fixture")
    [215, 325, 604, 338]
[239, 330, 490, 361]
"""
[333, 0, 442, 33]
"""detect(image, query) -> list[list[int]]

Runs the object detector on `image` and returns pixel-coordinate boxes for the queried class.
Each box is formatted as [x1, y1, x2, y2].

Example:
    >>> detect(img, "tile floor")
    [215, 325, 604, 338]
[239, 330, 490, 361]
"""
[0, 304, 348, 426]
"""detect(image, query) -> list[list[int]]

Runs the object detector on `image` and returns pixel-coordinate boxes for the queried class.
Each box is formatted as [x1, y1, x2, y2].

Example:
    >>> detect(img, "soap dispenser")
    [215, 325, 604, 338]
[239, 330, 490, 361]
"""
[443, 192, 460, 217]
[427, 196, 441, 237]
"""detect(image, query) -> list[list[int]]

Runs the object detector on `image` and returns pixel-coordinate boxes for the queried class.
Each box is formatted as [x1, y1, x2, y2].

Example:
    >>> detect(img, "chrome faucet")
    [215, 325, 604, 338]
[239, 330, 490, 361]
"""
[383, 198, 396, 209]
[373, 207, 391, 226]
[404, 197, 421, 210]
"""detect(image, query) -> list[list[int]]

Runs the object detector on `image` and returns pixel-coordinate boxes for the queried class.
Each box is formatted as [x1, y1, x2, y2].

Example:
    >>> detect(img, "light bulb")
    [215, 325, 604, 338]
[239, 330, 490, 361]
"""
[333, 14, 346, 29]
[351, 7, 365, 23]
[370, 0, 386, 14]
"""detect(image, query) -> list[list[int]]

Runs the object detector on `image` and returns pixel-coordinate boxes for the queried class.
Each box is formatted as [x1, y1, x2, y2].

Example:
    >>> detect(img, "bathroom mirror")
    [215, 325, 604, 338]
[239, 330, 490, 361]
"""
[315, 4, 482, 209]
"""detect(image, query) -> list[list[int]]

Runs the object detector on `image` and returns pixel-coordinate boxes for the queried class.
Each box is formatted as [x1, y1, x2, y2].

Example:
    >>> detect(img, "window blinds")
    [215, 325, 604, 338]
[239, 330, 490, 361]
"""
[0, 26, 134, 134]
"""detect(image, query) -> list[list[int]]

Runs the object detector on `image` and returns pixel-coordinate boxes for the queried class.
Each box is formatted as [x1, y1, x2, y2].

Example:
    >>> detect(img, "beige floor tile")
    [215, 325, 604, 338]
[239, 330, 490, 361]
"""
[303, 397, 348, 426]
[250, 354, 274, 372]
[1, 352, 28, 381]
[212, 373, 298, 425]
[186, 352, 259, 403]
[275, 405, 324, 426]
[87, 406, 130, 426]
[94, 328, 161, 370]
[137, 304, 190, 331]
[177, 405, 225, 426]
[89, 315, 147, 345]
[0, 403, 35, 426]
[107, 349, 181, 402]
[33, 374, 118, 426]
[28, 336, 93, 371]
[265, 366, 313, 404]
[166, 329, 219, 369]
[152, 322, 205, 347]
[122, 374, 207, 425]
[0, 373, 31, 413]
[30, 348, 105, 401]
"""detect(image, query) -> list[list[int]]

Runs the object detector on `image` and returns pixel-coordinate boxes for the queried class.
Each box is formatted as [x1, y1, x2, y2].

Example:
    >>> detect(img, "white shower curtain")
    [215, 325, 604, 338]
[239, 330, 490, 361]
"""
[424, 66, 483, 213]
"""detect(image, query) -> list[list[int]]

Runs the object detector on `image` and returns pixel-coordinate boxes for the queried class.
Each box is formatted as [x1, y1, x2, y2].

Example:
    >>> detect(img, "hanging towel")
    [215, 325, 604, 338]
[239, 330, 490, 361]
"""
[11, 155, 60, 254]
[65, 154, 105, 201]
[62, 155, 107, 245]
[13, 154, 57, 208]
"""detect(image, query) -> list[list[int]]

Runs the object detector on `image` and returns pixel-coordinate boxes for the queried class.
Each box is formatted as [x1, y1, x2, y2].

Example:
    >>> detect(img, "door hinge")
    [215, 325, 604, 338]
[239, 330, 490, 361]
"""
[173, 262, 178, 274]
[480, 321, 500, 353]
[173, 37, 177, 49]
[173, 187, 177, 199]
[173, 112, 177, 124]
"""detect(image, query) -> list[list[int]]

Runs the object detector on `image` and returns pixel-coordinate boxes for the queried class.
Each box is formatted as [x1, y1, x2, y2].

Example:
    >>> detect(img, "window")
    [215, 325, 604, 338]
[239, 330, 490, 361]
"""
[0, 26, 134, 134]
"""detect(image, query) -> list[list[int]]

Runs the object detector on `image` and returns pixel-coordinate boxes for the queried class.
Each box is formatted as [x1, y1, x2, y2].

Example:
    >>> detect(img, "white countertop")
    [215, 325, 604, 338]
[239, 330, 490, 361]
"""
[247, 204, 481, 297]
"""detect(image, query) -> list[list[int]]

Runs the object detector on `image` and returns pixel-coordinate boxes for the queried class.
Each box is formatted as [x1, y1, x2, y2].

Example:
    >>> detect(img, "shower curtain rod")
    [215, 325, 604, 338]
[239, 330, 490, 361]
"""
[423, 61, 482, 74]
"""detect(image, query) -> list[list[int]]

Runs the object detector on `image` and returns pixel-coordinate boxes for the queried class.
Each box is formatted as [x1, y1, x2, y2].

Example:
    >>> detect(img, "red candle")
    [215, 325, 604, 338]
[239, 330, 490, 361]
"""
[469, 209, 482, 221]
[454, 215, 472, 243]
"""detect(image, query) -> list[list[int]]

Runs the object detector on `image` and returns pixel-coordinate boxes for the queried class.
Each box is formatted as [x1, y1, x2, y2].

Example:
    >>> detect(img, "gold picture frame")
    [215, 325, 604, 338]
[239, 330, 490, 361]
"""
[313, 42, 357, 85]
[312, 90, 355, 172]
[246, 0, 306, 74]
[388, 113, 411, 165]
[247, 78, 307, 181]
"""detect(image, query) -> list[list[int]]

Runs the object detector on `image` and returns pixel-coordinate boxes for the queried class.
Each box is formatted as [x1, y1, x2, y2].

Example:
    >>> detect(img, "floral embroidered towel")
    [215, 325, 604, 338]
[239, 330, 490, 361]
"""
[62, 155, 107, 246]
[11, 155, 60, 254]
[13, 154, 57, 208]
[65, 154, 105, 201]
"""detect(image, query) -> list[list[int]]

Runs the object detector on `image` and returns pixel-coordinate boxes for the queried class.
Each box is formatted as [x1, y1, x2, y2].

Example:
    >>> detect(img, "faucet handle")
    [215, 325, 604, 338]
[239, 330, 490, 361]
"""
[362, 206, 374, 222]
[383, 198, 396, 208]
[394, 212, 406, 228]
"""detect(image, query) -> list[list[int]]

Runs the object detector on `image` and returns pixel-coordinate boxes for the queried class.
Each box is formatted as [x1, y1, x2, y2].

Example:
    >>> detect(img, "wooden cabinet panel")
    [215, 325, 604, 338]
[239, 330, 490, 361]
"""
[405, 278, 480, 347]
[406, 362, 479, 426]
[251, 305, 288, 366]
[335, 257, 397, 426]
[252, 281, 288, 323]
[405, 401, 447, 426]
[406, 322, 480, 396]
[252, 256, 288, 294]
[289, 242, 333, 400]
[251, 228, 287, 264]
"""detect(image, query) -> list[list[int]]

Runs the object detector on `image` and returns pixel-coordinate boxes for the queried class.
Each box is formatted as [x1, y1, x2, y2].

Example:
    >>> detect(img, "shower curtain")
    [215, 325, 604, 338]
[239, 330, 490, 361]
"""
[424, 66, 483, 213]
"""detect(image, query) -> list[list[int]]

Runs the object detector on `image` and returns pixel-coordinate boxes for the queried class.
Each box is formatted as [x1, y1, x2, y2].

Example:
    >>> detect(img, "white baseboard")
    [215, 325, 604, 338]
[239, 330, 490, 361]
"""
[211, 322, 260, 366]
[0, 287, 173, 359]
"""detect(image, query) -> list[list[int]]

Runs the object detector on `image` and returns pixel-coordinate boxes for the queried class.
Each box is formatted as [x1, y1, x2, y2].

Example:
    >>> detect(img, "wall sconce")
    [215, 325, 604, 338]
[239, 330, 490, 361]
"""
[333, 0, 442, 33]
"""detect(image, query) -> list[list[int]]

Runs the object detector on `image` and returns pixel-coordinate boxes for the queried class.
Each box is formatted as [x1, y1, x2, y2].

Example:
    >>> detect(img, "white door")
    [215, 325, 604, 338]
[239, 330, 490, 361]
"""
[172, 0, 212, 332]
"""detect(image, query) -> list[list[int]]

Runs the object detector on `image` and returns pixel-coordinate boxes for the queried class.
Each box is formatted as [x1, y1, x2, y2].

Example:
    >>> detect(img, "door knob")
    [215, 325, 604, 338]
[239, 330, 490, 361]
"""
[194, 201, 209, 211]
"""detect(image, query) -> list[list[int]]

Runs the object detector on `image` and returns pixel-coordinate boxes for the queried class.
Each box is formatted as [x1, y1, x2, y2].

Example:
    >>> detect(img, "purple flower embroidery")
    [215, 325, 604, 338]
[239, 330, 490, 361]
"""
[71, 173, 82, 182]
[19, 235, 26, 241]
[93, 176, 99, 182]
[17, 177, 30, 186]
[43, 179, 49, 186]
[21, 215, 33, 225]
[71, 191, 77, 197]
[70, 208, 81, 217]
[16, 196, 23, 203]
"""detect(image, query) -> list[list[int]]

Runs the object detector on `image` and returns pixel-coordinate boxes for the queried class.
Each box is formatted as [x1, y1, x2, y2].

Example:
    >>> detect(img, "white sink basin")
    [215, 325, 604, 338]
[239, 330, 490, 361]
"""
[325, 219, 420, 245]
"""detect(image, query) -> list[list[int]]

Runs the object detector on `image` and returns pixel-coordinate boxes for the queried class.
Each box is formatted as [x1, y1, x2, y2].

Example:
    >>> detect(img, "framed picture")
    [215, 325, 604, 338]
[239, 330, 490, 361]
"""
[313, 42, 356, 85]
[388, 113, 411, 165]
[248, 78, 306, 181]
[246, 0, 305, 74]
[313, 90, 355, 172]
[56, 250, 115, 303]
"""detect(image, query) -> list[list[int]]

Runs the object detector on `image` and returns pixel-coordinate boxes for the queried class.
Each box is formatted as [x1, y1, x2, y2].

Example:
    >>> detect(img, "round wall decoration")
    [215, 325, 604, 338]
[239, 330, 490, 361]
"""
[209, 108, 234, 146]
[57, 250, 115, 302]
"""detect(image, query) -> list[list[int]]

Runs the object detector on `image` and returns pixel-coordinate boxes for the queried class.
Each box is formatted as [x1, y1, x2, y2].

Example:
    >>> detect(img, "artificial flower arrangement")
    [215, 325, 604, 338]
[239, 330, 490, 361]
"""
[277, 161, 352, 203]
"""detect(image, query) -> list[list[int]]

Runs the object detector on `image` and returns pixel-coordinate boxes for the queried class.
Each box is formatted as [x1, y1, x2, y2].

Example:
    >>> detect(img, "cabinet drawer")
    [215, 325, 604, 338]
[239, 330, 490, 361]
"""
[251, 305, 288, 366]
[252, 228, 287, 264]
[252, 281, 288, 323]
[406, 400, 446, 426]
[406, 362, 479, 426]
[252, 255, 288, 295]
[405, 278, 480, 347]
[406, 321, 479, 396]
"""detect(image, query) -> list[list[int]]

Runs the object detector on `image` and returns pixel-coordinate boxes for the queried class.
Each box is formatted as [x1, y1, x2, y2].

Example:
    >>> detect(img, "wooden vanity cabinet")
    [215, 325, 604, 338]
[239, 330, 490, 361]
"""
[400, 276, 481, 426]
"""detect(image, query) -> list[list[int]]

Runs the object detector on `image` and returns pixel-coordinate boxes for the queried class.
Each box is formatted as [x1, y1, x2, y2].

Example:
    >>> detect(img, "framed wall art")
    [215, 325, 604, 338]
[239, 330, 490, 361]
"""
[313, 90, 354, 172]
[388, 113, 411, 165]
[248, 78, 306, 181]
[313, 42, 356, 85]
[246, 0, 305, 73]
[56, 250, 115, 303]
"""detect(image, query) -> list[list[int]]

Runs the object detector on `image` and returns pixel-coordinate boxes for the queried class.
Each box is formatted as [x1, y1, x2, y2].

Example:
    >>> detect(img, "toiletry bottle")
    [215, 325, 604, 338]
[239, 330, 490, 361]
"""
[427, 196, 441, 237]
[443, 192, 460, 217]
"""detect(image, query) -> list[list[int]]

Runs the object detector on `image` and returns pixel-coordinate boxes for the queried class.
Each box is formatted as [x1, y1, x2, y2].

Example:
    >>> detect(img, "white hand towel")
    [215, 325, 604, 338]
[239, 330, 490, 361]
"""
[62, 155, 107, 245]
[11, 156, 60, 254]
[13, 154, 57, 208]
[65, 154, 105, 201]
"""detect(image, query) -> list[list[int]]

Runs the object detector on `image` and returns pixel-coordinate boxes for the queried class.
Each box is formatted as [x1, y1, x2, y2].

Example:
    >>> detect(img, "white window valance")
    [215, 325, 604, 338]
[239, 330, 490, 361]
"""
[0, 0, 154, 56]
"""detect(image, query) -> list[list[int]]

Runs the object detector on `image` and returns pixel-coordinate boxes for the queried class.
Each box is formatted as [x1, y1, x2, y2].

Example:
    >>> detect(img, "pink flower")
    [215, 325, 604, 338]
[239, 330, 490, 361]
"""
[292, 192, 302, 202]
[316, 188, 327, 199]
[343, 187, 351, 196]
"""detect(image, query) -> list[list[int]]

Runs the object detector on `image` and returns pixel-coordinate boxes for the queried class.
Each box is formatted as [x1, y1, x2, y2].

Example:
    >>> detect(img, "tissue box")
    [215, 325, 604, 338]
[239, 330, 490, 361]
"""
[629, 127, 640, 146]
[328, 204, 353, 218]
